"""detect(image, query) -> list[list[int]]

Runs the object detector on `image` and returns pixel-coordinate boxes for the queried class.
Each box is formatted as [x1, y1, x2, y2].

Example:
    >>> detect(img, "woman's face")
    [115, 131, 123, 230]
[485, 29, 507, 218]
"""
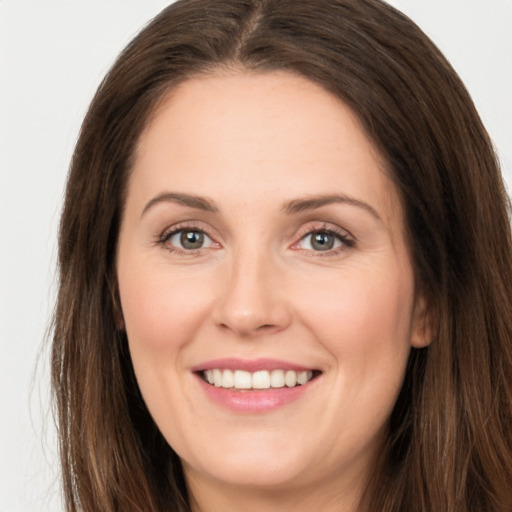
[117, 71, 428, 499]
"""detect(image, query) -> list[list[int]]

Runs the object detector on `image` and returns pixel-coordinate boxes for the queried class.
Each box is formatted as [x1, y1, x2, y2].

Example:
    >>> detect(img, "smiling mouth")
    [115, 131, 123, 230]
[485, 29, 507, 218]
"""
[200, 369, 321, 390]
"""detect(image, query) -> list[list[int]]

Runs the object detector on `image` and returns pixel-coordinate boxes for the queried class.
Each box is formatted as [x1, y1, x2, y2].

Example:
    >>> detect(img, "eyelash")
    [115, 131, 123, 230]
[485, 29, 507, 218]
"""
[292, 223, 355, 256]
[156, 222, 355, 256]
[157, 222, 217, 256]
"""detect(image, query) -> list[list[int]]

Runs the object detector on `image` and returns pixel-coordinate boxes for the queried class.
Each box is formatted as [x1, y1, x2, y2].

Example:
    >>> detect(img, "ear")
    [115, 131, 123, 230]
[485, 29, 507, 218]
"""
[114, 307, 125, 331]
[410, 295, 433, 348]
[110, 281, 125, 331]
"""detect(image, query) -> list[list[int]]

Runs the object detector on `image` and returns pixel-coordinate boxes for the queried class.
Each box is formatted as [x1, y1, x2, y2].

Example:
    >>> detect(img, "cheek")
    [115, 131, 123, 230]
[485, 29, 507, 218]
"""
[117, 265, 213, 436]
[119, 266, 212, 354]
[297, 265, 414, 438]
[297, 263, 415, 368]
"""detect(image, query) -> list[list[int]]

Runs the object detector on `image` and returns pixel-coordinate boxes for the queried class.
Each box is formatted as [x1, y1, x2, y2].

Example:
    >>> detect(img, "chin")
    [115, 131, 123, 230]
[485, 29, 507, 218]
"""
[180, 435, 318, 490]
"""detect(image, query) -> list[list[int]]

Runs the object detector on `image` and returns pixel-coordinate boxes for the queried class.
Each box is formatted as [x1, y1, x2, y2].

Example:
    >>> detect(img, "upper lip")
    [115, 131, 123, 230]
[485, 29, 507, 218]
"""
[190, 358, 317, 373]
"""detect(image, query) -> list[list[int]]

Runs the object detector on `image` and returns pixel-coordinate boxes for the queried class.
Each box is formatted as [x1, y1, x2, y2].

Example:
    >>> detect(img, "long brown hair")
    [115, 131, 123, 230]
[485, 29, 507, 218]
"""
[52, 0, 512, 510]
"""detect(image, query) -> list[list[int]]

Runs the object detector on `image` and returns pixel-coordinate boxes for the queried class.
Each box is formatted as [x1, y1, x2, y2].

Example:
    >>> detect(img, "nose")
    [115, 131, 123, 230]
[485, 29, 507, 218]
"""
[212, 248, 292, 338]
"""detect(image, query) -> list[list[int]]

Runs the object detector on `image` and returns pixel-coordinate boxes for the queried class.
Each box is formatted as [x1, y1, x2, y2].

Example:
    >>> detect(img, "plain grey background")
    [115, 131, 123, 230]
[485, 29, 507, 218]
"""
[1, 1, 511, 510]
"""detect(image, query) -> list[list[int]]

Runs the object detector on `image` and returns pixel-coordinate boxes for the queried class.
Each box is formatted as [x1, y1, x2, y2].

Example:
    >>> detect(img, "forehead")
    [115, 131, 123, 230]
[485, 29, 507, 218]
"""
[130, 70, 402, 230]
[138, 70, 381, 170]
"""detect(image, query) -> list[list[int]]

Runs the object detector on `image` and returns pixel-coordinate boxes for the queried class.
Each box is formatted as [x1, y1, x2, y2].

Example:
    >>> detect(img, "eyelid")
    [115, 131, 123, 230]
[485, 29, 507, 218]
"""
[291, 222, 355, 253]
[157, 221, 221, 252]
[155, 220, 354, 255]
[294, 221, 353, 240]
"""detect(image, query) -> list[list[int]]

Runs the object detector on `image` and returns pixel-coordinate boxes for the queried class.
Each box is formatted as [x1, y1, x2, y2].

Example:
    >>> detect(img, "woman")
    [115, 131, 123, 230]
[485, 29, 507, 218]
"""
[51, 0, 512, 510]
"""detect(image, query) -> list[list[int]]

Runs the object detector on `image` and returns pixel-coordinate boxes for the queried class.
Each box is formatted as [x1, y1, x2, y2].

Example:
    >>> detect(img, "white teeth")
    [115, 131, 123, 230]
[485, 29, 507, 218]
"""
[270, 369, 285, 388]
[297, 371, 309, 385]
[252, 370, 270, 389]
[285, 370, 297, 387]
[202, 369, 314, 390]
[221, 369, 234, 388]
[234, 370, 252, 389]
[213, 369, 222, 387]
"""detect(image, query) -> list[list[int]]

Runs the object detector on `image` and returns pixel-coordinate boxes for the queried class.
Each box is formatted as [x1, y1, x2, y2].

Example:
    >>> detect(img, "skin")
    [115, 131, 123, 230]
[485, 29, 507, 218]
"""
[116, 70, 430, 512]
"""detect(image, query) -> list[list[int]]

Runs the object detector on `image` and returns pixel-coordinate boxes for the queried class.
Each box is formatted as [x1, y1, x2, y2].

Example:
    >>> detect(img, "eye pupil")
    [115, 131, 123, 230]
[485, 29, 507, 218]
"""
[311, 232, 334, 251]
[180, 230, 204, 249]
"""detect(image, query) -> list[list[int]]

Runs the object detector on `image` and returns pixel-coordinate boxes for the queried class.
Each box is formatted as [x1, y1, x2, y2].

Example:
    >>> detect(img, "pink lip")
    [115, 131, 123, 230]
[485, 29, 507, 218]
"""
[190, 358, 314, 372]
[195, 375, 316, 413]
[191, 358, 320, 413]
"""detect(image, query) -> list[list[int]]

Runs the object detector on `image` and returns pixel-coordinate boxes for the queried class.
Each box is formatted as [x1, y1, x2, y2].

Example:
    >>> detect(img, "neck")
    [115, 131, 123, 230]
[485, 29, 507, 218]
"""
[184, 464, 366, 512]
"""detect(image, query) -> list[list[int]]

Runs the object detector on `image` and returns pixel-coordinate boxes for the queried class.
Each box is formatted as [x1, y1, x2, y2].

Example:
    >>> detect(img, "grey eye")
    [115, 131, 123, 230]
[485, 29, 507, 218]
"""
[296, 230, 345, 252]
[180, 230, 204, 249]
[167, 229, 214, 250]
[310, 232, 335, 251]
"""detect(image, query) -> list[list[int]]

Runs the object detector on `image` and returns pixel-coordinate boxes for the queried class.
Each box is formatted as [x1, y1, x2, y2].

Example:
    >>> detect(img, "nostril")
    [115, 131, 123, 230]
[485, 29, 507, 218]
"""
[217, 322, 278, 334]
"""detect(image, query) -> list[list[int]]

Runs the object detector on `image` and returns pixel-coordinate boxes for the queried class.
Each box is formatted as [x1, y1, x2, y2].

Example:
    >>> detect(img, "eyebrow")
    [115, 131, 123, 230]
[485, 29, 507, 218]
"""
[141, 191, 381, 221]
[141, 192, 219, 217]
[282, 194, 381, 220]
